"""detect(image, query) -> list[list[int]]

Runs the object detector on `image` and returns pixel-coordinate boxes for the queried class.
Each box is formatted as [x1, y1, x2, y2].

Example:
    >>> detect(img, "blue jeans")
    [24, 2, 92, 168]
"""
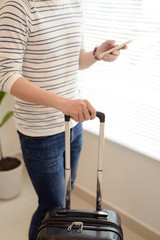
[18, 122, 83, 240]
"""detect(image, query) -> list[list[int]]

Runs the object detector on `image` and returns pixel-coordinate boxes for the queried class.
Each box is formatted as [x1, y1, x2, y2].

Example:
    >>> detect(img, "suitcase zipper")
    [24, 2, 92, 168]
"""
[39, 219, 123, 239]
[67, 221, 83, 233]
[41, 217, 121, 230]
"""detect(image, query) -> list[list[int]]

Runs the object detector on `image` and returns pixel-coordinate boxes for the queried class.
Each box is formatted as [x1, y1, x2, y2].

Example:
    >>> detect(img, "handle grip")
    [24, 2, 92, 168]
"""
[65, 111, 105, 123]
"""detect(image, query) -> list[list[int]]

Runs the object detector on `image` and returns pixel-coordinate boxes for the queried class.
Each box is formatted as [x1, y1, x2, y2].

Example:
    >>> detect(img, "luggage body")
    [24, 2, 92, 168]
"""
[37, 112, 123, 240]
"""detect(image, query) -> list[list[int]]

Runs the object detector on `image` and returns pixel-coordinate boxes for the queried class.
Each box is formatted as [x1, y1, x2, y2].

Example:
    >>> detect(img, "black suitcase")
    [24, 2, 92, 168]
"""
[37, 112, 123, 240]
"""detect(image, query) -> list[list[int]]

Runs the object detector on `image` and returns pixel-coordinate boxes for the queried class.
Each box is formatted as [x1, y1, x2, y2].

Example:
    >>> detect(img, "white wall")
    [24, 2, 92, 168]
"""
[0, 94, 21, 157]
[76, 130, 160, 238]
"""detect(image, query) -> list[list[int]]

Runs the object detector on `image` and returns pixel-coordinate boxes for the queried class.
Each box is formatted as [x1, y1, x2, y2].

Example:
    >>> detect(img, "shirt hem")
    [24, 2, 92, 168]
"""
[15, 120, 78, 137]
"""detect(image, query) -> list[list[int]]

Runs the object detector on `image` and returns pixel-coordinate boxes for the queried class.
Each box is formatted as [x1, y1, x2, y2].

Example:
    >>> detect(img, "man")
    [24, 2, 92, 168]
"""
[0, 0, 126, 239]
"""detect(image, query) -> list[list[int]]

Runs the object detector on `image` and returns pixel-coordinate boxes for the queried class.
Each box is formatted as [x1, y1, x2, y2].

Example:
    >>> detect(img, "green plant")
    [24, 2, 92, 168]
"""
[0, 90, 14, 160]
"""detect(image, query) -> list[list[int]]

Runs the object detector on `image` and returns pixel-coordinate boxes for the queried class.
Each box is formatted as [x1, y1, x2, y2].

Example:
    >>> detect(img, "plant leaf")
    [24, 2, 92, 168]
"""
[0, 90, 6, 104]
[0, 111, 14, 127]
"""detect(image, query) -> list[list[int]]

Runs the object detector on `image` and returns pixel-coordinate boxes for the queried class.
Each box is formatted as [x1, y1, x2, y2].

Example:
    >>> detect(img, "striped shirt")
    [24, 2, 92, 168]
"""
[0, 0, 84, 136]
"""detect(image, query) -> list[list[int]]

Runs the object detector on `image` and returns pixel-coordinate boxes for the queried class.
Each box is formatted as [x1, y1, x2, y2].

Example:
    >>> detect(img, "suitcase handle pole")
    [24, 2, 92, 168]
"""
[65, 112, 105, 211]
[96, 112, 105, 211]
[65, 115, 71, 209]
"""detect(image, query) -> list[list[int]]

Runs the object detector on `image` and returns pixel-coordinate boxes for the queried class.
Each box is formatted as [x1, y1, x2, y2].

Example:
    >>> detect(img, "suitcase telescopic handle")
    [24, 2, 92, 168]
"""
[65, 111, 105, 211]
[65, 111, 105, 122]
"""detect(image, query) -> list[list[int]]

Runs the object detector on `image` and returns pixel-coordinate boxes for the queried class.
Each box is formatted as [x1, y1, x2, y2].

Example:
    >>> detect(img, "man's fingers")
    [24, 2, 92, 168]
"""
[103, 53, 118, 62]
[107, 40, 116, 48]
[86, 103, 96, 120]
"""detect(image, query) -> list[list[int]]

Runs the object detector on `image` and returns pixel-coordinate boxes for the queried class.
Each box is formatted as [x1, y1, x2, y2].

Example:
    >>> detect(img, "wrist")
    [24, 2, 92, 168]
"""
[57, 96, 71, 114]
[56, 95, 66, 112]
[93, 46, 100, 61]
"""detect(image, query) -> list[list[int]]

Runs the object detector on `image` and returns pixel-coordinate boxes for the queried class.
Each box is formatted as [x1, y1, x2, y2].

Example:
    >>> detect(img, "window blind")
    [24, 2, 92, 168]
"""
[79, 0, 160, 161]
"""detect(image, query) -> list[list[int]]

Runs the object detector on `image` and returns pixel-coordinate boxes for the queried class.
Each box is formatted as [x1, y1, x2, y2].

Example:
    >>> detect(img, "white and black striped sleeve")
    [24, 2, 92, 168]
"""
[0, 0, 31, 92]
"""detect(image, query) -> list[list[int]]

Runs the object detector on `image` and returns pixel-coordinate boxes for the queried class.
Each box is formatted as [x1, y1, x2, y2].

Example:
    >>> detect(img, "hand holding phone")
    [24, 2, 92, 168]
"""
[99, 39, 132, 59]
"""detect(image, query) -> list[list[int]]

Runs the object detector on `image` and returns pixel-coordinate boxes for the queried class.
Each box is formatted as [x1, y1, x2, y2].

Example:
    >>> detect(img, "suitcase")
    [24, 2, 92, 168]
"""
[37, 112, 123, 240]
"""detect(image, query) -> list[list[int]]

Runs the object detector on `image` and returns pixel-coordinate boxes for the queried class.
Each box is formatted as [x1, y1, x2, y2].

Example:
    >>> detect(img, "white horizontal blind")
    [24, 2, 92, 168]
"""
[79, 0, 160, 161]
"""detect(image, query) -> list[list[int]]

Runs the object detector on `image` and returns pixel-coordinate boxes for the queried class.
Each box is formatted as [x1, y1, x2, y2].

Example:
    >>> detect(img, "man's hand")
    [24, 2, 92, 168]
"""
[96, 40, 127, 62]
[60, 98, 96, 122]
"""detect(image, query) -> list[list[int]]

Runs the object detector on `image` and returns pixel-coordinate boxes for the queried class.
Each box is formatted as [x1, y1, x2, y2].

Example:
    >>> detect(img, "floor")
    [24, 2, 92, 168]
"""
[0, 168, 146, 240]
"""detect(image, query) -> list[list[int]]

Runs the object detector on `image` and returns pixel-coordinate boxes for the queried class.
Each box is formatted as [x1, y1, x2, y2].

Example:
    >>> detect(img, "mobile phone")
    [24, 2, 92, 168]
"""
[99, 39, 132, 59]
